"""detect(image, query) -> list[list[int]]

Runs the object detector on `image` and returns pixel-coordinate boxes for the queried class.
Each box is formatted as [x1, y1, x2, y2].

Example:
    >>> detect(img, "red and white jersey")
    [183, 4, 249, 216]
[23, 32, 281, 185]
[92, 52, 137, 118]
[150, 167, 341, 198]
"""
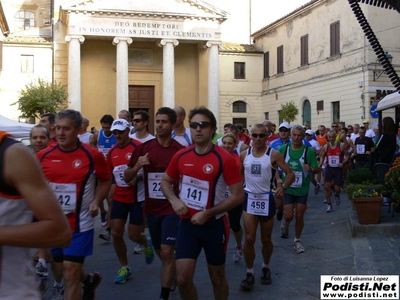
[326, 143, 343, 167]
[165, 144, 242, 219]
[38, 141, 110, 233]
[129, 138, 185, 215]
[107, 139, 141, 203]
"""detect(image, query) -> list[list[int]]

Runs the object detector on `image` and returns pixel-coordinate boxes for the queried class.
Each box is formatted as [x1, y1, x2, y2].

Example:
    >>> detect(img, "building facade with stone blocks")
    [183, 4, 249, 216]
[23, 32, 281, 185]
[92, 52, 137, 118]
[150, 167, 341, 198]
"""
[51, 0, 228, 135]
[251, 0, 400, 130]
[0, 0, 52, 121]
[219, 42, 264, 130]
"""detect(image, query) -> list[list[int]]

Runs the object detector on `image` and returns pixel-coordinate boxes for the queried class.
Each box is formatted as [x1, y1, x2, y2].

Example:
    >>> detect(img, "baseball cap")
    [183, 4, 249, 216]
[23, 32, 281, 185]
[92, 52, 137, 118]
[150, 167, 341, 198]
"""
[363, 120, 369, 124]
[305, 129, 314, 135]
[111, 119, 130, 131]
[279, 122, 292, 130]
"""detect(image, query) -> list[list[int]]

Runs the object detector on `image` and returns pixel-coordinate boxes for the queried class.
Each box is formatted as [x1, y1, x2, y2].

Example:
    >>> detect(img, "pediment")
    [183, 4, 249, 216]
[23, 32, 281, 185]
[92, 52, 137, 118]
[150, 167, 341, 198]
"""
[61, 0, 227, 22]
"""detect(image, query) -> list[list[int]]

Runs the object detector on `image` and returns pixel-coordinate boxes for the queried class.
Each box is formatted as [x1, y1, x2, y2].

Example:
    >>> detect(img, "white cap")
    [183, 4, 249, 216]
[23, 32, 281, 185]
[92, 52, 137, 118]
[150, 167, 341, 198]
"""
[305, 129, 314, 135]
[111, 119, 130, 131]
[279, 122, 292, 130]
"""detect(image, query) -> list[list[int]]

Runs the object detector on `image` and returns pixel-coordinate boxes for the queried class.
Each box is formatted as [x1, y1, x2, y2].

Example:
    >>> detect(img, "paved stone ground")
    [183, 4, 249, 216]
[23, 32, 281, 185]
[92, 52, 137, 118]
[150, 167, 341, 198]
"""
[43, 186, 400, 299]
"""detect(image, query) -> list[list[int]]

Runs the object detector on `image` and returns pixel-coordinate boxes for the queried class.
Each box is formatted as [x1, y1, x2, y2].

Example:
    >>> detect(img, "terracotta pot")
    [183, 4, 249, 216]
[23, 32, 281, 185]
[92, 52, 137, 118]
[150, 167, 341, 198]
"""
[352, 197, 382, 224]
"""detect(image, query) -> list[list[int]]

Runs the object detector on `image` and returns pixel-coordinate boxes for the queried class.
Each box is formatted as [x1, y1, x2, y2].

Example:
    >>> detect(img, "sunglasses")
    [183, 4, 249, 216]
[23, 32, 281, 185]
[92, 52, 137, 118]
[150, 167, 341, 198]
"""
[279, 129, 289, 133]
[113, 130, 125, 135]
[251, 133, 267, 138]
[189, 121, 211, 129]
[133, 119, 143, 123]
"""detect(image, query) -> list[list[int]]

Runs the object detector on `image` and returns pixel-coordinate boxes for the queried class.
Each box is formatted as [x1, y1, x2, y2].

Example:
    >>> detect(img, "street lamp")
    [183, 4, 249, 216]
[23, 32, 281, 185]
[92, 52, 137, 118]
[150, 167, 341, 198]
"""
[373, 51, 393, 81]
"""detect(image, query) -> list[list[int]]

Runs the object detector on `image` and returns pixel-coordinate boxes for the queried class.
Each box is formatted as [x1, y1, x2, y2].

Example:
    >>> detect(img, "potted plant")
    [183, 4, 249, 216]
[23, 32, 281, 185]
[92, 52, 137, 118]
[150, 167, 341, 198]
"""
[385, 156, 400, 213]
[351, 185, 384, 224]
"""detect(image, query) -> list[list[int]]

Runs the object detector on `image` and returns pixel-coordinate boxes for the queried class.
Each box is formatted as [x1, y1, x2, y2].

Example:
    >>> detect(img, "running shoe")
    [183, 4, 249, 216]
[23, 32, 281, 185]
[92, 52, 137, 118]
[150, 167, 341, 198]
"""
[98, 229, 111, 242]
[335, 194, 341, 205]
[35, 261, 49, 277]
[82, 272, 102, 300]
[50, 284, 64, 300]
[323, 199, 327, 203]
[114, 267, 132, 284]
[100, 211, 107, 227]
[133, 243, 144, 254]
[280, 221, 289, 238]
[326, 204, 333, 213]
[233, 247, 242, 263]
[240, 272, 255, 291]
[314, 183, 320, 195]
[144, 238, 155, 264]
[260, 267, 272, 285]
[170, 277, 178, 292]
[276, 209, 283, 221]
[294, 241, 306, 254]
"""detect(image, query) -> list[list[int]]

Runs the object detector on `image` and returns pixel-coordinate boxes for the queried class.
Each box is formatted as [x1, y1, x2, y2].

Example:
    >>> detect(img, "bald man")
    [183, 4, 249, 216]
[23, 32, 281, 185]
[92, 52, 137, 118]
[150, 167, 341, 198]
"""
[78, 117, 93, 144]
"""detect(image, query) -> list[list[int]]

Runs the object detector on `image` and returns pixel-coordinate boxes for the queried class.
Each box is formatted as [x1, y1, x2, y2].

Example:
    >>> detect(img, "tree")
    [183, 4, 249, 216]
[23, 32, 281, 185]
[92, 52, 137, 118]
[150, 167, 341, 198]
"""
[280, 101, 299, 124]
[12, 78, 68, 119]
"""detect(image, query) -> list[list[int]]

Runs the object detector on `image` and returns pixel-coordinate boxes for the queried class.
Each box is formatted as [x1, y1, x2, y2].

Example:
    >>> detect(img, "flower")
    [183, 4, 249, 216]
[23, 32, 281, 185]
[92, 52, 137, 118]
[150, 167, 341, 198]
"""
[385, 157, 400, 208]
[352, 187, 380, 198]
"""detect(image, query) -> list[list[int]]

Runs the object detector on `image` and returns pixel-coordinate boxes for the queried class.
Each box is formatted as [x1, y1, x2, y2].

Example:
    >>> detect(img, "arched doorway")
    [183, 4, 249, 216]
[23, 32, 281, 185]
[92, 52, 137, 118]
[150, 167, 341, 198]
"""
[302, 100, 311, 127]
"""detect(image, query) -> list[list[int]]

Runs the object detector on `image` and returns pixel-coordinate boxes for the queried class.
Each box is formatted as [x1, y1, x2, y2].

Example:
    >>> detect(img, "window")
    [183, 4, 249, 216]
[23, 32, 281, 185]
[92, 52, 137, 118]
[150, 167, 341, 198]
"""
[263, 52, 269, 78]
[332, 101, 340, 122]
[300, 35, 309, 66]
[233, 118, 247, 128]
[330, 21, 340, 57]
[317, 100, 324, 111]
[303, 100, 311, 126]
[277, 45, 284, 74]
[264, 112, 269, 120]
[21, 55, 34, 73]
[234, 62, 245, 79]
[278, 110, 283, 124]
[14, 10, 35, 31]
[233, 101, 247, 113]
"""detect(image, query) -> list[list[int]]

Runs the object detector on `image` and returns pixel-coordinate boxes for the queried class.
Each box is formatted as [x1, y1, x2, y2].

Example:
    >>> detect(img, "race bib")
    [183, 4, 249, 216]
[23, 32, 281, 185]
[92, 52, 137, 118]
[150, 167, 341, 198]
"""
[113, 165, 129, 187]
[99, 146, 109, 158]
[180, 175, 209, 211]
[148, 172, 166, 199]
[356, 144, 366, 154]
[49, 182, 77, 215]
[290, 171, 303, 188]
[328, 155, 340, 167]
[247, 193, 269, 216]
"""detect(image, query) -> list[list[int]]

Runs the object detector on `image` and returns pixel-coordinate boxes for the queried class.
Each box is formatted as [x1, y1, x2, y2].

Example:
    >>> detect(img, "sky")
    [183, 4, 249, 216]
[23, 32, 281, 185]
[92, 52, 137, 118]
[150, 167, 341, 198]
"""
[206, 0, 311, 44]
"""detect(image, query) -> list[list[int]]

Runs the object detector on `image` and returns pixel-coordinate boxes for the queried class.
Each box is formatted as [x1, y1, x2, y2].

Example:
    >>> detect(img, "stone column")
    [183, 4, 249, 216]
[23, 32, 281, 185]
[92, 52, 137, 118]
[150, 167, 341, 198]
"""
[205, 41, 221, 122]
[65, 35, 85, 111]
[113, 37, 133, 115]
[158, 39, 179, 108]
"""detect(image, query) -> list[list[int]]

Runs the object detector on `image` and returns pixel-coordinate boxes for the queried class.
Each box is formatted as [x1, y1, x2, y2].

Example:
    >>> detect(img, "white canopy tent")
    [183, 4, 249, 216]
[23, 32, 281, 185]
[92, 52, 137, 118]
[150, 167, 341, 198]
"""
[375, 91, 400, 112]
[0, 115, 34, 138]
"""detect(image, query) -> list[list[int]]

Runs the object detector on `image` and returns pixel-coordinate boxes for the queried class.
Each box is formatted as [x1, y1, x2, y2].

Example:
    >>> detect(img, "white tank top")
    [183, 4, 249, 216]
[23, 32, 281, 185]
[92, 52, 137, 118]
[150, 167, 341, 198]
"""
[243, 147, 275, 194]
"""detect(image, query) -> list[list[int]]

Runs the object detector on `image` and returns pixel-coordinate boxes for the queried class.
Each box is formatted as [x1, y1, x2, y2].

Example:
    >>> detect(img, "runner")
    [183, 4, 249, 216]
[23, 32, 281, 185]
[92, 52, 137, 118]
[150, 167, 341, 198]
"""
[239, 123, 294, 291]
[125, 107, 185, 300]
[38, 109, 111, 300]
[161, 106, 244, 300]
[0, 131, 70, 300]
[106, 118, 154, 285]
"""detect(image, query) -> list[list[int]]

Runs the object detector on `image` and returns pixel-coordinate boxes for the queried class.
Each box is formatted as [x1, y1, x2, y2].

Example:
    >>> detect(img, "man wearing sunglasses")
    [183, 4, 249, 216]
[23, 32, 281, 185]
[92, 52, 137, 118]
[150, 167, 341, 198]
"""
[239, 123, 294, 291]
[106, 118, 154, 285]
[131, 110, 155, 143]
[269, 122, 292, 150]
[161, 106, 244, 300]
[125, 107, 185, 300]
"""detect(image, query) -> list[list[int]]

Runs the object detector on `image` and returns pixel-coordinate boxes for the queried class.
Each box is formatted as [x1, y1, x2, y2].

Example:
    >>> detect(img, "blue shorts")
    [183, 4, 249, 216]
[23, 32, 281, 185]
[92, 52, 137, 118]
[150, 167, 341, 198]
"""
[242, 192, 276, 222]
[284, 193, 308, 205]
[146, 214, 180, 250]
[324, 166, 342, 186]
[110, 200, 144, 226]
[175, 216, 229, 266]
[51, 229, 94, 264]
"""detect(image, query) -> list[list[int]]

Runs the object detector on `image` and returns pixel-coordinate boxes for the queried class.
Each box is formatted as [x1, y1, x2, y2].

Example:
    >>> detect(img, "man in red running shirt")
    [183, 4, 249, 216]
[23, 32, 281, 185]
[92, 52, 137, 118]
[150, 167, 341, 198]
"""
[161, 107, 244, 300]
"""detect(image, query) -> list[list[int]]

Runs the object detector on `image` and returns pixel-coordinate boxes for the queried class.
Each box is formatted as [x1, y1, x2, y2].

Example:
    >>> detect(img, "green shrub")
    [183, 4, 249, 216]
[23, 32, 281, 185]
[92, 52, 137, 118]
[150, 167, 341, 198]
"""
[345, 166, 374, 185]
